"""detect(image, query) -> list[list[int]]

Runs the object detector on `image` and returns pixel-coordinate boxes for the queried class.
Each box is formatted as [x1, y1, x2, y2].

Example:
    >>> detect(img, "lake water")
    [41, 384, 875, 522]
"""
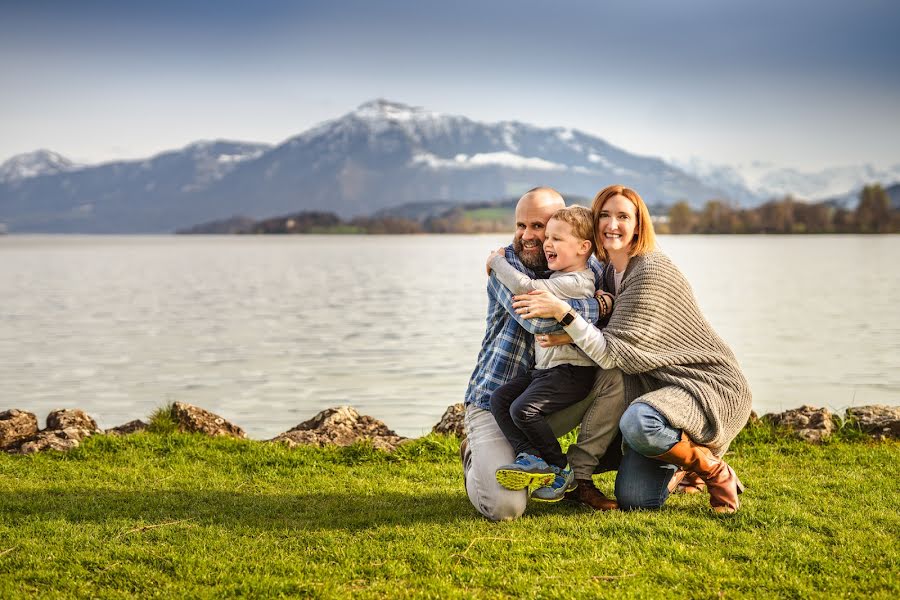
[1, 234, 898, 438]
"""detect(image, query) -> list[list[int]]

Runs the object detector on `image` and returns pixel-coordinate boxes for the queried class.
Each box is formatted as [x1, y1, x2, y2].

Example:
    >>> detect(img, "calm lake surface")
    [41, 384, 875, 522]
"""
[1, 234, 898, 438]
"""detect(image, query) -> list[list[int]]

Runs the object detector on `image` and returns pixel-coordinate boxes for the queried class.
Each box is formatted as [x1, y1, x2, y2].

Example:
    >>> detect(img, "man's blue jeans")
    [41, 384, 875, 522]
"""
[615, 402, 682, 510]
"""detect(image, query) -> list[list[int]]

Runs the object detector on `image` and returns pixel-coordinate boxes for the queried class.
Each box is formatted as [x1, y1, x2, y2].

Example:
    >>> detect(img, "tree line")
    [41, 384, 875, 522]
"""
[178, 185, 898, 235]
[660, 185, 898, 234]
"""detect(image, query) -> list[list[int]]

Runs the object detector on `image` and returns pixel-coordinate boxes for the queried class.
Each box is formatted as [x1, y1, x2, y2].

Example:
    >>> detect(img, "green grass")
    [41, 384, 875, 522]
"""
[464, 207, 513, 221]
[0, 426, 897, 598]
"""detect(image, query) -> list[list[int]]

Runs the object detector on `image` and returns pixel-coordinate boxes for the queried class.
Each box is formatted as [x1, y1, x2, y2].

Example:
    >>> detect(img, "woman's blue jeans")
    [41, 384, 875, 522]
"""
[614, 402, 682, 510]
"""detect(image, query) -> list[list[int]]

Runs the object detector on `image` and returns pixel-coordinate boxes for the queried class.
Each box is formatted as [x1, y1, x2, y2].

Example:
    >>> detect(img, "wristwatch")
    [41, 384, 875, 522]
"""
[558, 309, 577, 326]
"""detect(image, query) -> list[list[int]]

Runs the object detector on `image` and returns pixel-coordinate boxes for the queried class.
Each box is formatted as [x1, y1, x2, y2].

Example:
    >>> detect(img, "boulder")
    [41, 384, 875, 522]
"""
[747, 410, 761, 426]
[764, 405, 835, 442]
[0, 409, 39, 449]
[46, 409, 101, 434]
[4, 408, 100, 454]
[8, 427, 91, 455]
[270, 406, 405, 452]
[106, 420, 149, 436]
[432, 403, 465, 437]
[170, 402, 246, 438]
[845, 405, 900, 440]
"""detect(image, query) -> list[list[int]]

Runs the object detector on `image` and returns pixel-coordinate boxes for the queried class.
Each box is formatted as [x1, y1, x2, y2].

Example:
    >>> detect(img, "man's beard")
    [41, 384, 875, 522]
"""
[513, 235, 548, 271]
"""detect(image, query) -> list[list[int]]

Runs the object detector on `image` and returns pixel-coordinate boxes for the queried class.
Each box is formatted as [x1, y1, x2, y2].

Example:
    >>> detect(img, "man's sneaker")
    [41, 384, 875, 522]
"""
[532, 467, 576, 503]
[495, 453, 555, 491]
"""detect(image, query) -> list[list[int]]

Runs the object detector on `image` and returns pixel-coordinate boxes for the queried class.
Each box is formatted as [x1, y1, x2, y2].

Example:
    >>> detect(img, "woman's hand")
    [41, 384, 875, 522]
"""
[536, 332, 573, 347]
[512, 289, 570, 321]
[596, 291, 615, 318]
[485, 247, 505, 275]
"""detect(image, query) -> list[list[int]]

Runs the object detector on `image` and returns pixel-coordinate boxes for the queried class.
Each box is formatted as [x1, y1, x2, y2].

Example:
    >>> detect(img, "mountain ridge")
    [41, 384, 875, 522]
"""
[2, 100, 895, 233]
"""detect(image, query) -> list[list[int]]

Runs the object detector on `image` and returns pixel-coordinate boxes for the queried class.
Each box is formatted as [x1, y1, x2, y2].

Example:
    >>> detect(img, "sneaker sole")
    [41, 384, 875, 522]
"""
[495, 469, 555, 491]
[530, 481, 578, 503]
[530, 493, 565, 503]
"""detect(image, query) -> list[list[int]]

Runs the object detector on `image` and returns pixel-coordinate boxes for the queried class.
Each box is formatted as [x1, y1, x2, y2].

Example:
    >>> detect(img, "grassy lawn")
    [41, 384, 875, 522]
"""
[1, 427, 897, 598]
[464, 207, 513, 222]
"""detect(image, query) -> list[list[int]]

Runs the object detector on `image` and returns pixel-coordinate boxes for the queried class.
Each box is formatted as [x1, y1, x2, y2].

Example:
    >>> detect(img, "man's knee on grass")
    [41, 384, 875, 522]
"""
[479, 491, 527, 522]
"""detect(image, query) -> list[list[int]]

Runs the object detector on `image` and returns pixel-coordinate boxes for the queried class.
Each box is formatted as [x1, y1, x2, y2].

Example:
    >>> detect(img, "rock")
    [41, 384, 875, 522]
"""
[747, 410, 761, 425]
[8, 427, 90, 455]
[432, 403, 465, 437]
[270, 406, 406, 452]
[0, 409, 39, 449]
[845, 405, 900, 440]
[4, 408, 100, 454]
[764, 405, 835, 442]
[46, 409, 101, 434]
[170, 402, 246, 438]
[106, 420, 149, 436]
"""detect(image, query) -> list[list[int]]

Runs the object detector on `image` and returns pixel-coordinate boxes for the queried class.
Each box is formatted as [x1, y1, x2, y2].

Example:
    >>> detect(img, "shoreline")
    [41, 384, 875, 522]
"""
[2, 402, 897, 456]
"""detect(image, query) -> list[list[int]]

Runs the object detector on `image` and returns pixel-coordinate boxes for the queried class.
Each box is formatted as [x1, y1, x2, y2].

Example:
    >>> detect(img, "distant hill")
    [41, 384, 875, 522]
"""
[175, 215, 257, 235]
[0, 141, 269, 233]
[3, 99, 898, 233]
[676, 157, 900, 205]
[0, 100, 759, 233]
[888, 183, 900, 210]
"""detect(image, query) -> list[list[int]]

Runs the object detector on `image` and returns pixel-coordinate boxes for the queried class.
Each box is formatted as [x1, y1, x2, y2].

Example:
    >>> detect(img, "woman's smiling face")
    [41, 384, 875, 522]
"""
[597, 194, 637, 256]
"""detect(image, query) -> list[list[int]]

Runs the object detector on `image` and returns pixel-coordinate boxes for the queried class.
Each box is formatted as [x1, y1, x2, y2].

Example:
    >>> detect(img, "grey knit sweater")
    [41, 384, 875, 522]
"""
[565, 250, 752, 455]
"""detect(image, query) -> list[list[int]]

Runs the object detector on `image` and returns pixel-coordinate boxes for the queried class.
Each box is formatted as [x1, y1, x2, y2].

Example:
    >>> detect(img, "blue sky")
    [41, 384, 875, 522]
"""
[2, 0, 898, 170]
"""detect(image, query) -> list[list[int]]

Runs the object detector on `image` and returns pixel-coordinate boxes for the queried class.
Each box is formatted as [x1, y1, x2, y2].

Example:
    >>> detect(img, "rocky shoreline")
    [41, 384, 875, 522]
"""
[1, 402, 898, 456]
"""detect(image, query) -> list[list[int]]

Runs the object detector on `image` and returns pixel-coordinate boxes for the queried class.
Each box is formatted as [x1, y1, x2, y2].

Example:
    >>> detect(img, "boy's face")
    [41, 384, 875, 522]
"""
[543, 218, 591, 273]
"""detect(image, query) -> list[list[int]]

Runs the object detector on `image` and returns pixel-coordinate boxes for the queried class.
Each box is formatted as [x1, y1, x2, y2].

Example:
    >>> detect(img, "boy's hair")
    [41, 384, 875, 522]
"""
[549, 205, 594, 249]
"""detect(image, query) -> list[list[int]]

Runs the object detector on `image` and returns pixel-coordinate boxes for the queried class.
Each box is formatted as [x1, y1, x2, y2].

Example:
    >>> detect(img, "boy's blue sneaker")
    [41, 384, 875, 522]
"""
[495, 453, 556, 491]
[531, 467, 576, 503]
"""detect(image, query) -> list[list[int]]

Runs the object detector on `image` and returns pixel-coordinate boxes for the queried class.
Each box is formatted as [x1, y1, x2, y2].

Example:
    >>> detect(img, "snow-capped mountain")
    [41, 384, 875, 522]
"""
[0, 140, 270, 232]
[0, 99, 819, 233]
[675, 157, 900, 205]
[0, 149, 78, 183]
[201, 99, 754, 221]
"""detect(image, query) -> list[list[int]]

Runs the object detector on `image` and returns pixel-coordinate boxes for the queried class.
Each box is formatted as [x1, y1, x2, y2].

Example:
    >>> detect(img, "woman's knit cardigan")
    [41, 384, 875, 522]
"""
[600, 250, 752, 455]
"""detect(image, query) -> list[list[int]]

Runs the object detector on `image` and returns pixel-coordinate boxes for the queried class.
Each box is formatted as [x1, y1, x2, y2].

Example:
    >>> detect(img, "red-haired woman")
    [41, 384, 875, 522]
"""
[516, 184, 752, 513]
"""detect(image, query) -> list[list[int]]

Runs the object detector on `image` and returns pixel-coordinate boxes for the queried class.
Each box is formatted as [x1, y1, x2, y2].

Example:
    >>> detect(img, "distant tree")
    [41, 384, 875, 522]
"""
[697, 200, 738, 234]
[251, 211, 342, 234]
[832, 207, 855, 233]
[794, 202, 832, 234]
[668, 201, 694, 234]
[756, 197, 796, 234]
[733, 208, 758, 233]
[350, 217, 423, 234]
[855, 184, 892, 233]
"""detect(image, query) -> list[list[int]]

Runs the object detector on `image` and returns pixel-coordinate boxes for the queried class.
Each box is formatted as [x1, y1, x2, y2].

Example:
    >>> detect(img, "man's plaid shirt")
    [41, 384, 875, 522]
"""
[464, 246, 603, 411]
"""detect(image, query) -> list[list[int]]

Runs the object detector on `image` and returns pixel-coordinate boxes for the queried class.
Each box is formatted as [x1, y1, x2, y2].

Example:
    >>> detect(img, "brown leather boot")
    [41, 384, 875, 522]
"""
[667, 469, 706, 494]
[653, 433, 743, 513]
[667, 469, 687, 493]
[677, 472, 706, 494]
[566, 479, 618, 511]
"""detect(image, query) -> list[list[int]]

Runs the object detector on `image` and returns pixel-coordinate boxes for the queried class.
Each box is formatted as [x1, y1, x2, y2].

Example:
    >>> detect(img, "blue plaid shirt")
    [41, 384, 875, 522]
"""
[464, 246, 604, 410]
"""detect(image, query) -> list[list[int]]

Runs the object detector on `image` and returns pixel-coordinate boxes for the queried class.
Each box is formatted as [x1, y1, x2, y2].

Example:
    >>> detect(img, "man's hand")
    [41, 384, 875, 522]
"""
[486, 247, 506, 276]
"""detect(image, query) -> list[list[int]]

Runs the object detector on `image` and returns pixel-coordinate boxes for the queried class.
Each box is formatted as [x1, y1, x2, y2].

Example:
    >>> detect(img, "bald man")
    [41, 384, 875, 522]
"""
[462, 187, 627, 520]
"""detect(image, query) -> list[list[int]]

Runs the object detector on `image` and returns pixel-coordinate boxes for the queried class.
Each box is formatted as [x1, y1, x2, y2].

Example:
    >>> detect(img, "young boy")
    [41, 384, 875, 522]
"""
[486, 205, 598, 502]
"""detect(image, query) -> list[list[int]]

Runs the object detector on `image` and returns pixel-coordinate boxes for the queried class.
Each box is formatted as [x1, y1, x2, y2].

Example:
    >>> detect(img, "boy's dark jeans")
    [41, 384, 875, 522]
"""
[490, 364, 598, 470]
